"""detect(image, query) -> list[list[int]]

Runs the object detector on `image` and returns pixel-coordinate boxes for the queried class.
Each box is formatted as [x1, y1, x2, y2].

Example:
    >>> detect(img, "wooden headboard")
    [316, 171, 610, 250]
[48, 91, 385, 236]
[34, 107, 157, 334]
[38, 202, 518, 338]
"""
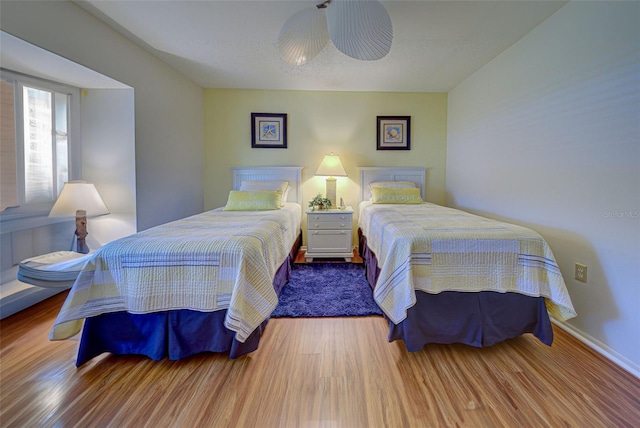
[231, 166, 304, 204]
[358, 167, 427, 203]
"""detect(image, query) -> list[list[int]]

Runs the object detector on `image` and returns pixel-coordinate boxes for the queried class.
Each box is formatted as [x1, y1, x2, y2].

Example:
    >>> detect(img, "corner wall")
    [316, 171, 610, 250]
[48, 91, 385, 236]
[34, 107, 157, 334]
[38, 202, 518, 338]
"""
[447, 2, 640, 375]
[0, 0, 205, 231]
[81, 88, 137, 246]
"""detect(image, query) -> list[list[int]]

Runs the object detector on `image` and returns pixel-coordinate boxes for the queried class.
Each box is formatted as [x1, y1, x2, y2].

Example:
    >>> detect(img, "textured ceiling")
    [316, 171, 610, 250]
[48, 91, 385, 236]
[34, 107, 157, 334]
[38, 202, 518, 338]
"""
[77, 0, 567, 92]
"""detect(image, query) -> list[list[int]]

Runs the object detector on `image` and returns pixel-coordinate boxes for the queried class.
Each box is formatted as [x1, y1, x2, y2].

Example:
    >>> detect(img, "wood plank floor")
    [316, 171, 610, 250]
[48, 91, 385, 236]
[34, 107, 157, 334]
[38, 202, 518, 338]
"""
[293, 248, 363, 264]
[1, 291, 638, 427]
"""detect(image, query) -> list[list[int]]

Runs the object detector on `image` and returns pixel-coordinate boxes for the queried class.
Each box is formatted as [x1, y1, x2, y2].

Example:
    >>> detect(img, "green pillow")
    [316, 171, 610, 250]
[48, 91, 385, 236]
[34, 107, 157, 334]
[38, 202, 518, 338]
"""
[223, 190, 283, 211]
[371, 187, 423, 204]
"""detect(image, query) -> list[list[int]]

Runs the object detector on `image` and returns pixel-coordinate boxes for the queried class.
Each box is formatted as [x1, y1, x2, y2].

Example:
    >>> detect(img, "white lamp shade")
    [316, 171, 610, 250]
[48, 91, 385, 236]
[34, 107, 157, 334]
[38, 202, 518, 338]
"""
[315, 154, 347, 177]
[48, 181, 109, 218]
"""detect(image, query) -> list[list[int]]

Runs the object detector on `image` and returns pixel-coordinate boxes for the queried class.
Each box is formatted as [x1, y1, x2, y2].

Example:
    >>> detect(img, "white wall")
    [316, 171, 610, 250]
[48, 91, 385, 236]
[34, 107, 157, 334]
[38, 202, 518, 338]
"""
[447, 2, 639, 375]
[0, 0, 205, 231]
[81, 88, 137, 247]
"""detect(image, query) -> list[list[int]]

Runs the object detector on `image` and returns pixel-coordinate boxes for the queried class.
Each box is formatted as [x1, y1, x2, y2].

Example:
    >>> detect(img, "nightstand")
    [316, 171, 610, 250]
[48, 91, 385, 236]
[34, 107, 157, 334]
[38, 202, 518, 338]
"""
[305, 206, 354, 262]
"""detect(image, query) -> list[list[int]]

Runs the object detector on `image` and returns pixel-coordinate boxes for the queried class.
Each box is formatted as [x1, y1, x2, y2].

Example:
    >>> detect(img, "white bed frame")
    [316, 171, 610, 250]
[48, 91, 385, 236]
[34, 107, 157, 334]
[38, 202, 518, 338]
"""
[358, 167, 427, 202]
[231, 166, 304, 204]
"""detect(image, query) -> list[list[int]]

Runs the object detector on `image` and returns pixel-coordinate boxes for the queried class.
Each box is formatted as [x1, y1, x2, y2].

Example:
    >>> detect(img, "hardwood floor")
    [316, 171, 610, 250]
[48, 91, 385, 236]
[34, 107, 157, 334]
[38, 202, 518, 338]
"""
[1, 291, 638, 427]
[293, 248, 363, 264]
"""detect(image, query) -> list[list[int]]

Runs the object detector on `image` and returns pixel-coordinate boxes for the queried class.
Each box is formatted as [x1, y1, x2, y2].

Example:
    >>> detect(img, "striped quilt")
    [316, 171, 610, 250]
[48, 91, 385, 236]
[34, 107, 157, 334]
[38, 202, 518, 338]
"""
[358, 202, 576, 324]
[51, 204, 301, 343]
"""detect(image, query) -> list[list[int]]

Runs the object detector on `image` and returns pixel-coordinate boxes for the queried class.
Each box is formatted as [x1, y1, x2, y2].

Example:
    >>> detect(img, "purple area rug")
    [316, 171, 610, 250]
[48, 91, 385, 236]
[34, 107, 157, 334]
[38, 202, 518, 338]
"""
[270, 263, 383, 318]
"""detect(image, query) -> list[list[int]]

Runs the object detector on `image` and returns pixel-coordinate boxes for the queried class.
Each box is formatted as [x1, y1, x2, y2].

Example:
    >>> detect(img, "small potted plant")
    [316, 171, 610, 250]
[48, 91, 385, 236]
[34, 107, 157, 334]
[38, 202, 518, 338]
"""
[309, 194, 332, 210]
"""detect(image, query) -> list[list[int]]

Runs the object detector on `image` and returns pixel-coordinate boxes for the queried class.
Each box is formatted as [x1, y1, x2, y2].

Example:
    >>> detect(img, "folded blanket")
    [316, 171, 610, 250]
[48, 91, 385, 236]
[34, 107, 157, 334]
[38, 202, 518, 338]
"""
[19, 251, 93, 281]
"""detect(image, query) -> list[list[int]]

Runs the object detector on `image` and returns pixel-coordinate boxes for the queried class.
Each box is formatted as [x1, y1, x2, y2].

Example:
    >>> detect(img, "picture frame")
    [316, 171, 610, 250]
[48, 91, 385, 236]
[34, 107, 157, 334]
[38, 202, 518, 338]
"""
[376, 116, 411, 150]
[251, 113, 288, 149]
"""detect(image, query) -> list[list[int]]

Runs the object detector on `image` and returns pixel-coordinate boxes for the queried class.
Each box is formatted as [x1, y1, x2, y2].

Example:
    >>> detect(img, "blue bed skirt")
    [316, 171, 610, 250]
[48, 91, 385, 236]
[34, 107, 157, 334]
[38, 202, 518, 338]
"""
[358, 229, 554, 350]
[75, 233, 301, 366]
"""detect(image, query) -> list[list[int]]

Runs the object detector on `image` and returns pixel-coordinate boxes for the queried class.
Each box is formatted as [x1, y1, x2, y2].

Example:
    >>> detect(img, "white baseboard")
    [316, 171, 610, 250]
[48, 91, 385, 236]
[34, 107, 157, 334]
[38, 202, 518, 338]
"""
[552, 319, 640, 380]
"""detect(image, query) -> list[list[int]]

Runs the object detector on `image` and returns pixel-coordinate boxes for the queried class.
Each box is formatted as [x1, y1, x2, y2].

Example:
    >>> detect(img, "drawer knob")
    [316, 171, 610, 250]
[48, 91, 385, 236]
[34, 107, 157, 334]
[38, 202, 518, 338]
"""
[340, 223, 345, 227]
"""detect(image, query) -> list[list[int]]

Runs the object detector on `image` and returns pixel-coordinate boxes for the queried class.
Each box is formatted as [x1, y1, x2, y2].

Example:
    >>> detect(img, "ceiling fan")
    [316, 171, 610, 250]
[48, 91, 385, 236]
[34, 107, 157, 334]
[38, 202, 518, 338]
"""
[277, 0, 393, 66]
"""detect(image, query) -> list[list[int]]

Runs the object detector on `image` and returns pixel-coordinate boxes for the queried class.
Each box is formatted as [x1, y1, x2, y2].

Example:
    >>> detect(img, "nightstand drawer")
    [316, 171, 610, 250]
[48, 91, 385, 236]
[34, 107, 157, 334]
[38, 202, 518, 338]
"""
[308, 221, 351, 230]
[308, 230, 352, 253]
[307, 213, 352, 222]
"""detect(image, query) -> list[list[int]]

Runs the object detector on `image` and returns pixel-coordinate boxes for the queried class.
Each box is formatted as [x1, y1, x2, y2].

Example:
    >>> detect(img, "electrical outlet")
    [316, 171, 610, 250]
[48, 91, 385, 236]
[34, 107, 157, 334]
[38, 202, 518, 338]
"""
[575, 263, 587, 283]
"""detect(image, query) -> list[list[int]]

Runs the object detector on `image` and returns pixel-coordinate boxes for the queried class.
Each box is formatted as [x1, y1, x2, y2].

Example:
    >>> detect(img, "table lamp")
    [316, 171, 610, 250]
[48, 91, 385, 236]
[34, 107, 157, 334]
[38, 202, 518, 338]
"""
[315, 153, 347, 208]
[48, 181, 109, 254]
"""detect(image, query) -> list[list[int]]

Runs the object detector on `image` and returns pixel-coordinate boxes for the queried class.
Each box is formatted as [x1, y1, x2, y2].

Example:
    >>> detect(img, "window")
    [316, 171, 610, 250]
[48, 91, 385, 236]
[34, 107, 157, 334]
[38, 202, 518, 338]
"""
[0, 70, 80, 218]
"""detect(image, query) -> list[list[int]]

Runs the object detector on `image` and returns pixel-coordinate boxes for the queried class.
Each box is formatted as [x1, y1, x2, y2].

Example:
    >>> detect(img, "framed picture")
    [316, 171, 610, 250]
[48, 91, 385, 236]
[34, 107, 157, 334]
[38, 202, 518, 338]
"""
[251, 113, 288, 149]
[377, 116, 411, 150]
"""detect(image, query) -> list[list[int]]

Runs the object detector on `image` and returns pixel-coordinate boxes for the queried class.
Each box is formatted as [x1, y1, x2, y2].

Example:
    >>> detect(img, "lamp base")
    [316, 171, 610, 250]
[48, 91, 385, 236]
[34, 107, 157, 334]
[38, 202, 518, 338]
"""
[75, 210, 89, 254]
[76, 238, 89, 254]
[325, 177, 337, 208]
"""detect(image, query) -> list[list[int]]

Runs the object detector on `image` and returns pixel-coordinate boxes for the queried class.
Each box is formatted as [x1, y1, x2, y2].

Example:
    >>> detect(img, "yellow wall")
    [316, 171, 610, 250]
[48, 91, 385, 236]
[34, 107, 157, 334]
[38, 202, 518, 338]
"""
[204, 89, 447, 215]
[204, 89, 447, 246]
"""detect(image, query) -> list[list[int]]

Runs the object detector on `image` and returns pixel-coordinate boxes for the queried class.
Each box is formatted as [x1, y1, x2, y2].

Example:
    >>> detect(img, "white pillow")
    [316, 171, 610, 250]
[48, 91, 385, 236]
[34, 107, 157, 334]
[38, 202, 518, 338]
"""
[239, 180, 289, 206]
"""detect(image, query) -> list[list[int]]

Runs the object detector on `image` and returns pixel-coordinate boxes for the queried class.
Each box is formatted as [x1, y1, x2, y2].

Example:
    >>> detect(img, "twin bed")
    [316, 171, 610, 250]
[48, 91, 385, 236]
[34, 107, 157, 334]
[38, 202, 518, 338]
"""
[357, 167, 575, 351]
[50, 166, 575, 365]
[51, 167, 303, 365]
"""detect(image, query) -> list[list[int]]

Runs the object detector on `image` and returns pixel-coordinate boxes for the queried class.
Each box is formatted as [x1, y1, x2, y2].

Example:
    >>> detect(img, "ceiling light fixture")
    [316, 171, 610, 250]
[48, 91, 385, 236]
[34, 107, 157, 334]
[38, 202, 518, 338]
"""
[278, 0, 393, 66]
